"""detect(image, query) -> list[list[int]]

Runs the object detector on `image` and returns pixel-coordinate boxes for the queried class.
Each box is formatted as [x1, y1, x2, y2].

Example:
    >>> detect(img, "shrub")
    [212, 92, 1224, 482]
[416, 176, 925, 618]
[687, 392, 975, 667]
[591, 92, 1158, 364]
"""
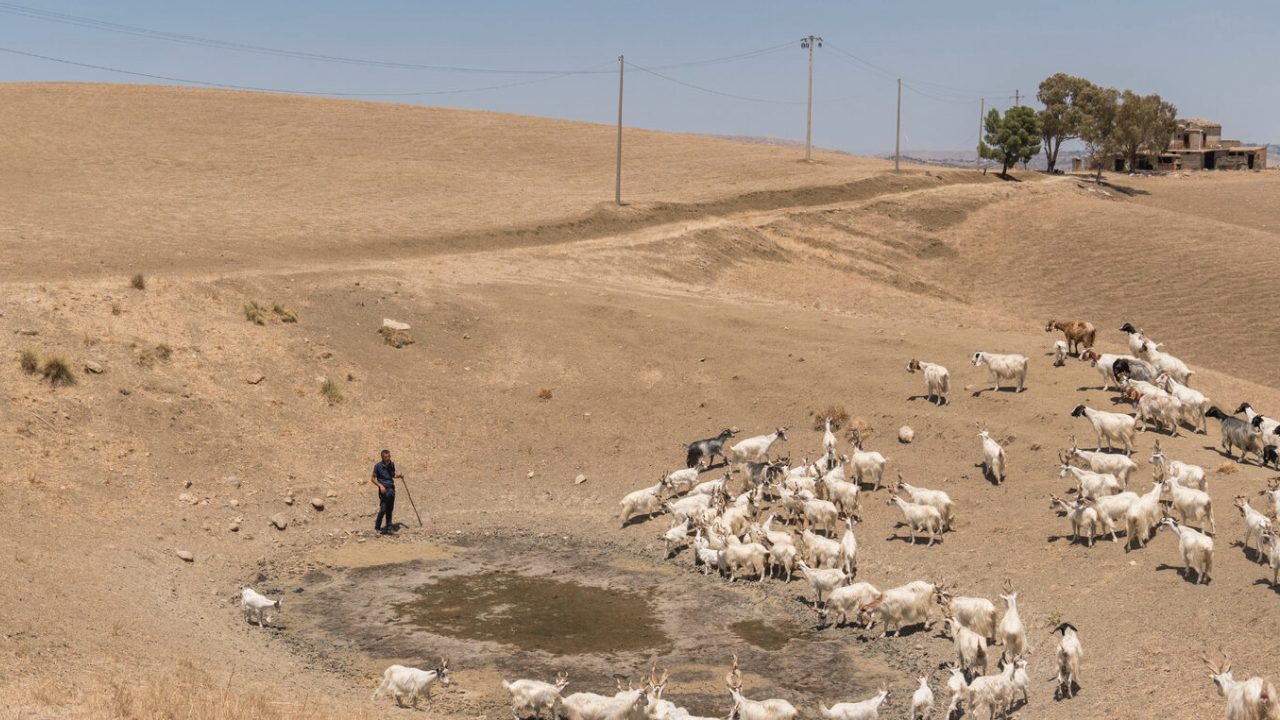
[378, 326, 415, 348]
[538, 387, 553, 400]
[272, 301, 298, 323]
[812, 404, 850, 431]
[844, 417, 875, 445]
[320, 379, 344, 404]
[243, 301, 266, 325]
[130, 273, 146, 290]
[19, 348, 39, 374]
[41, 357, 76, 387]
[154, 343, 172, 361]
[1213, 462, 1240, 474]
[137, 347, 155, 367]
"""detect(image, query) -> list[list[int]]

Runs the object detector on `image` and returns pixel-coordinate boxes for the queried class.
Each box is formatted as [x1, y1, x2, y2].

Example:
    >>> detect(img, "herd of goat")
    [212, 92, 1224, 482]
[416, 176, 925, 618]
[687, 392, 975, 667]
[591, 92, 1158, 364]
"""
[236, 321, 1280, 719]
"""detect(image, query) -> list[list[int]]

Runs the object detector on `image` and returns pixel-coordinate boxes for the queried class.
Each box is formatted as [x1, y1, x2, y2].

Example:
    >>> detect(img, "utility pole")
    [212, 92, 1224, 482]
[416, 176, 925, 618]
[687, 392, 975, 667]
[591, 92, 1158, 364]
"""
[800, 35, 822, 162]
[895, 78, 902, 172]
[976, 98, 984, 172]
[1011, 88, 1021, 106]
[615, 55, 623, 206]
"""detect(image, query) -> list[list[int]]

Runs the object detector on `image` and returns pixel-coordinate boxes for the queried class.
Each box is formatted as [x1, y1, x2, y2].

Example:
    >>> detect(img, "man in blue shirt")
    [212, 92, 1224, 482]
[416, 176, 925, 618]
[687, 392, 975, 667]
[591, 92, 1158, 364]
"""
[371, 449, 403, 534]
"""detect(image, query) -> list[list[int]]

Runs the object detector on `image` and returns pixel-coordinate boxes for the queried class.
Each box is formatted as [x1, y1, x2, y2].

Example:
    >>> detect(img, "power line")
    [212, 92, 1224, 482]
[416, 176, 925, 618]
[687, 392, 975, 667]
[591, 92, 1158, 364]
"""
[0, 45, 615, 97]
[625, 61, 807, 105]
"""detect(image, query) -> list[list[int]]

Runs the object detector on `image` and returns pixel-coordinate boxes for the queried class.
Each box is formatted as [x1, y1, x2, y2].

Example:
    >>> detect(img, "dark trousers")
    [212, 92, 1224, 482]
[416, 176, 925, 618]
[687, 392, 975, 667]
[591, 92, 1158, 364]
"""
[376, 488, 395, 530]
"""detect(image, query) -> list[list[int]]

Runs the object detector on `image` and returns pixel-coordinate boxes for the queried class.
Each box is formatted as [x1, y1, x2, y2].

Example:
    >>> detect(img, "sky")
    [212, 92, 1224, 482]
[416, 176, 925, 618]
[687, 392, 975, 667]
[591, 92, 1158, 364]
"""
[2, 1, 1278, 155]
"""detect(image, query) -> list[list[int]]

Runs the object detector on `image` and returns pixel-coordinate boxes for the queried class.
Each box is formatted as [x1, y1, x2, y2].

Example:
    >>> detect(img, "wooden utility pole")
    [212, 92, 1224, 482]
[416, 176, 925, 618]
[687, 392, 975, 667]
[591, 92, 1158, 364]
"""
[1012, 88, 1021, 106]
[895, 78, 902, 172]
[615, 55, 624, 205]
[976, 98, 984, 171]
[801, 35, 822, 162]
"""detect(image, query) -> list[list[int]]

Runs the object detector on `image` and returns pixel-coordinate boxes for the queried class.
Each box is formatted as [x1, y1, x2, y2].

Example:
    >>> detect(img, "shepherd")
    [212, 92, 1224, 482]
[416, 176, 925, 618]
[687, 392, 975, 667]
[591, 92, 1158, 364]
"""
[371, 449, 404, 534]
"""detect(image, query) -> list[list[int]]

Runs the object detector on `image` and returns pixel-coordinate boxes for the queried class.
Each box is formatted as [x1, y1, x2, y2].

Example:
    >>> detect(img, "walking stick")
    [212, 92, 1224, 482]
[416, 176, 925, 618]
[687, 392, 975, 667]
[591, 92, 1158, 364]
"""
[399, 475, 424, 527]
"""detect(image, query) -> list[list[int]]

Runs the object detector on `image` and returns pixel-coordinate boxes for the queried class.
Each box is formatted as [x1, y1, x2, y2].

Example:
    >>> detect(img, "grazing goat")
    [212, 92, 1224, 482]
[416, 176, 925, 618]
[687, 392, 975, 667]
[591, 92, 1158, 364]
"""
[728, 428, 788, 464]
[1087, 491, 1139, 542]
[906, 359, 950, 405]
[1125, 482, 1165, 550]
[1149, 441, 1208, 491]
[1052, 623, 1082, 700]
[1080, 349, 1140, 390]
[819, 686, 890, 720]
[562, 689, 648, 720]
[1050, 496, 1105, 547]
[1235, 496, 1273, 563]
[721, 536, 770, 583]
[1160, 478, 1215, 535]
[978, 428, 1006, 484]
[936, 586, 997, 642]
[684, 429, 736, 469]
[815, 582, 880, 627]
[1203, 650, 1280, 720]
[372, 658, 450, 710]
[911, 676, 933, 720]
[725, 658, 798, 720]
[1160, 374, 1209, 434]
[1067, 437, 1137, 486]
[965, 660, 1017, 720]
[796, 561, 848, 607]
[504, 673, 570, 720]
[859, 580, 935, 638]
[1128, 389, 1183, 436]
[1053, 340, 1068, 367]
[663, 518, 691, 558]
[944, 615, 989, 680]
[1071, 404, 1136, 455]
[1208, 406, 1266, 463]
[971, 351, 1028, 392]
[837, 517, 859, 575]
[620, 477, 670, 526]
[887, 493, 944, 546]
[241, 587, 282, 629]
[943, 665, 968, 720]
[1046, 319, 1095, 355]
[895, 473, 954, 530]
[1159, 517, 1214, 584]
[1138, 340, 1194, 386]
[997, 580, 1030, 658]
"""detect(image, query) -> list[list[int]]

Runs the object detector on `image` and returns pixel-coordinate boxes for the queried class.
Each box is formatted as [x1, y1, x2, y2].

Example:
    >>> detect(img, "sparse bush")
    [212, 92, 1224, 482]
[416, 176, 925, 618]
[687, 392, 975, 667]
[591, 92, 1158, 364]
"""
[119, 388, 131, 395]
[538, 387, 553, 400]
[812, 404, 850, 431]
[844, 417, 875, 445]
[111, 302, 122, 316]
[378, 326, 415, 348]
[320, 379, 344, 404]
[272, 301, 298, 323]
[41, 357, 76, 387]
[243, 301, 266, 325]
[155, 343, 172, 361]
[137, 347, 155, 367]
[130, 273, 146, 290]
[1046, 610, 1063, 628]
[1213, 461, 1240, 474]
[20, 348, 39, 374]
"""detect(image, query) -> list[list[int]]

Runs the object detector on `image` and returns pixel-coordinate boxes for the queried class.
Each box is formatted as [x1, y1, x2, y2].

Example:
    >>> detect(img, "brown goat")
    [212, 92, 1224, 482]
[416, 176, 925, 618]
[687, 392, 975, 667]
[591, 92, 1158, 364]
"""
[1046, 320, 1096, 355]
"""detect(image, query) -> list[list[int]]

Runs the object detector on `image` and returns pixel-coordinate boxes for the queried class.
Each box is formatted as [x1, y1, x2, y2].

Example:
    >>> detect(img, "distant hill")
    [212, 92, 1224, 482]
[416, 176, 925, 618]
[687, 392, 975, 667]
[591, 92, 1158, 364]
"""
[877, 148, 1090, 171]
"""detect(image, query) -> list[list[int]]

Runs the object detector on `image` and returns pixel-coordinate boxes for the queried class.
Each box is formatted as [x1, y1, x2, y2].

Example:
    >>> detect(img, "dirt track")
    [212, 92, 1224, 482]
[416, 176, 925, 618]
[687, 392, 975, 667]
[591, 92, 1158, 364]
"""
[3, 84, 1280, 720]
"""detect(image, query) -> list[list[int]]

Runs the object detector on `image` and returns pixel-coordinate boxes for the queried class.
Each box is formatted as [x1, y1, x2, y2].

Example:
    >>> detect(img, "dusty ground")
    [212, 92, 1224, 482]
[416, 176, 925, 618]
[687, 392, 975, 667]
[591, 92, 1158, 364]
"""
[3, 83, 1280, 720]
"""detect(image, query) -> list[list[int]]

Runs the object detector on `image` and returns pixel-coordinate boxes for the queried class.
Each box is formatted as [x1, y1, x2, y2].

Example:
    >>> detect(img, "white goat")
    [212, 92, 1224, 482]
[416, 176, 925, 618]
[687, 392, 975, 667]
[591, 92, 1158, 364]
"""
[997, 580, 1030, 658]
[372, 658, 451, 710]
[907, 359, 950, 405]
[1263, 529, 1280, 588]
[1266, 478, 1280, 520]
[819, 686, 890, 720]
[665, 493, 716, 524]
[1130, 389, 1183, 436]
[1203, 650, 1280, 720]
[887, 493, 944, 546]
[1125, 482, 1166, 549]
[803, 527, 846, 571]
[1053, 340, 1068, 367]
[971, 351, 1028, 392]
[1159, 517, 1214, 584]
[562, 690, 649, 720]
[1161, 478, 1215, 535]
[663, 518, 691, 558]
[1236, 496, 1273, 563]
[1119, 323, 1155, 357]
[838, 517, 859, 575]
[504, 673, 570, 720]
[848, 443, 888, 491]
[1049, 496, 1106, 547]
[1080, 349, 1140, 390]
[1011, 658, 1030, 707]
[1088, 491, 1140, 542]
[721, 536, 770, 583]
[815, 581, 880, 627]
[1138, 340, 1193, 386]
[1059, 458, 1121, 499]
[943, 615, 989, 680]
[665, 462, 708, 496]
[936, 587, 997, 642]
[1052, 623, 1082, 700]
[978, 428, 1006, 484]
[796, 560, 848, 607]
[943, 665, 968, 720]
[894, 474, 954, 530]
[1159, 374, 1209, 433]
[1149, 442, 1207, 491]
[1071, 404, 1136, 455]
[911, 676, 933, 720]
[820, 472, 862, 520]
[725, 659, 798, 720]
[965, 660, 1017, 720]
[728, 428, 788, 464]
[859, 580, 935, 638]
[802, 498, 841, 537]
[691, 532, 726, 576]
[620, 477, 670, 526]
[241, 587, 282, 629]
[822, 418, 838, 455]
[1067, 437, 1138, 486]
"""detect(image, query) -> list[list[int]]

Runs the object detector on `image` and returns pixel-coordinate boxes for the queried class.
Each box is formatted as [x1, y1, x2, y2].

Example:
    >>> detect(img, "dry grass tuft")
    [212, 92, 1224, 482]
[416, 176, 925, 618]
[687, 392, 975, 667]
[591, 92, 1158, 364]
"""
[20, 348, 39, 374]
[243, 301, 267, 325]
[811, 404, 850, 431]
[130, 273, 146, 290]
[844, 417, 874, 444]
[154, 343, 172, 361]
[41, 357, 76, 387]
[1213, 461, 1240, 474]
[320, 379, 344, 404]
[272, 301, 298, 323]
[538, 387, 554, 400]
[378, 326, 415, 348]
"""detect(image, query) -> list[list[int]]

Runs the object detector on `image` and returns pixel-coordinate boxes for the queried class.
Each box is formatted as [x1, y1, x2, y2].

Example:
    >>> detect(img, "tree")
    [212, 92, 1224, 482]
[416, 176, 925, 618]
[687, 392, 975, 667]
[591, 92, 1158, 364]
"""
[1037, 73, 1091, 173]
[1076, 84, 1119, 182]
[980, 106, 1043, 177]
[1113, 90, 1178, 172]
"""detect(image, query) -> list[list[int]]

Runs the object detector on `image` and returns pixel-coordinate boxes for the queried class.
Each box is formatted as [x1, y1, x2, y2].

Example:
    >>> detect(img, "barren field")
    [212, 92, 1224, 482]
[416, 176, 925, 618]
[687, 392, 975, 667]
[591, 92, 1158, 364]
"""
[3, 83, 1280, 720]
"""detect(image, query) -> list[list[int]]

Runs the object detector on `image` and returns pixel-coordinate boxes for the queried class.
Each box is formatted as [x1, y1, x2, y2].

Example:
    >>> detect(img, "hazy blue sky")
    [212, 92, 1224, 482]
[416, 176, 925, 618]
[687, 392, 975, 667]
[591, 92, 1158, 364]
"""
[2, 1, 1277, 154]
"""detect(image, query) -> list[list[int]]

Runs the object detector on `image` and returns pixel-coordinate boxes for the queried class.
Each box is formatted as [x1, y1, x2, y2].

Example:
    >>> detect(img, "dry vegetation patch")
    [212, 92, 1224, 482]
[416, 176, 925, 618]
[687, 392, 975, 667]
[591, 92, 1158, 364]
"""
[377, 326, 414, 348]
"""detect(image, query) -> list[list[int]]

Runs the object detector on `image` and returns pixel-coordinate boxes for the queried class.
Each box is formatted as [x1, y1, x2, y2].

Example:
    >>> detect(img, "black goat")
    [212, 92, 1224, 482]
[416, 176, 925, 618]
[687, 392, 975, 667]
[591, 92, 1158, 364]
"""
[683, 429, 735, 469]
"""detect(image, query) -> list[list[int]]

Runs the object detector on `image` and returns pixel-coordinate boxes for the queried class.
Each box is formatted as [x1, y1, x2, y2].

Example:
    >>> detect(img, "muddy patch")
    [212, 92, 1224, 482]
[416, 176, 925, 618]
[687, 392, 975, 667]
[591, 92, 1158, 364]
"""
[290, 534, 898, 717]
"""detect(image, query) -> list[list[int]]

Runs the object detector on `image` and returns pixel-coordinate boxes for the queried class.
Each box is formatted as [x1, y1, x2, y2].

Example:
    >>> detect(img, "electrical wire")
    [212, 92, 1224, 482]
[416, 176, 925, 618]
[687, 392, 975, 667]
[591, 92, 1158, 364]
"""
[625, 61, 806, 105]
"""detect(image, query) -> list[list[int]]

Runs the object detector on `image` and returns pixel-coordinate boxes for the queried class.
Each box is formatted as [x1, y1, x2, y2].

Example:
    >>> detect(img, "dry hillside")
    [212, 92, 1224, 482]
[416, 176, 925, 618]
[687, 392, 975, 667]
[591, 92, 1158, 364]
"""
[3, 83, 1280, 720]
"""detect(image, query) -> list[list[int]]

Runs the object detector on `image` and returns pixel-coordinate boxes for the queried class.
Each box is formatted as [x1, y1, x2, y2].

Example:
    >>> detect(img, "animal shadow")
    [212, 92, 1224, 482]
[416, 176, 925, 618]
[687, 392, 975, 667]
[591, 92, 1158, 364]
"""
[1154, 562, 1208, 585]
